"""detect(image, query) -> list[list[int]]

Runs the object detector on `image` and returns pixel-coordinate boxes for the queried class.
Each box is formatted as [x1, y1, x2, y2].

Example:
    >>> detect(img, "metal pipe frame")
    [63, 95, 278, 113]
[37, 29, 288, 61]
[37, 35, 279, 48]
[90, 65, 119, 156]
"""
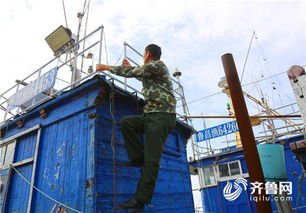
[2, 25, 103, 95]
[123, 41, 143, 57]
[0, 70, 144, 126]
[256, 129, 303, 139]
[125, 56, 140, 66]
[0, 39, 101, 123]
[0, 27, 101, 112]
[98, 26, 104, 64]
[256, 102, 298, 115]
[121, 43, 185, 112]
[0, 26, 104, 114]
[258, 123, 304, 134]
[1, 28, 190, 126]
[123, 42, 128, 90]
[123, 42, 181, 91]
[185, 115, 301, 119]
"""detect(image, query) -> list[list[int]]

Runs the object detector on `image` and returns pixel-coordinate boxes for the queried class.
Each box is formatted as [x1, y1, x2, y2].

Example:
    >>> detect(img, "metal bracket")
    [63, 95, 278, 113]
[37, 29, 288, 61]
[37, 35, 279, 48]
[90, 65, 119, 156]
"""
[39, 108, 47, 119]
[16, 120, 24, 129]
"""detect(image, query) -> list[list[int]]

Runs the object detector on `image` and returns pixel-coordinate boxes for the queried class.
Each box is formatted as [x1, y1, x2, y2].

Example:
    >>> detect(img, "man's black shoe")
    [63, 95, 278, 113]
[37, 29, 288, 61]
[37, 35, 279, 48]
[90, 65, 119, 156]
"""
[116, 160, 144, 167]
[118, 198, 145, 211]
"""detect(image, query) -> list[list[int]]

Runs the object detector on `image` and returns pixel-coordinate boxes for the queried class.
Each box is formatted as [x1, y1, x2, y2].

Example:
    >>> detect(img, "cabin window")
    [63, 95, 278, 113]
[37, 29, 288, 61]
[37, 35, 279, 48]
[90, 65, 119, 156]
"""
[217, 160, 242, 179]
[218, 164, 230, 177]
[199, 165, 217, 188]
[0, 169, 9, 199]
[0, 141, 16, 167]
[0, 146, 4, 165]
[229, 161, 240, 175]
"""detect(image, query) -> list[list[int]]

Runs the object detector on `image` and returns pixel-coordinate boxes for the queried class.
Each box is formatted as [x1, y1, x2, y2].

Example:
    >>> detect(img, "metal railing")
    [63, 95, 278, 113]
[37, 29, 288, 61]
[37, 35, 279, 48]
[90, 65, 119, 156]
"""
[192, 102, 304, 159]
[122, 42, 190, 121]
[123, 42, 185, 98]
[0, 25, 106, 125]
[0, 27, 190, 126]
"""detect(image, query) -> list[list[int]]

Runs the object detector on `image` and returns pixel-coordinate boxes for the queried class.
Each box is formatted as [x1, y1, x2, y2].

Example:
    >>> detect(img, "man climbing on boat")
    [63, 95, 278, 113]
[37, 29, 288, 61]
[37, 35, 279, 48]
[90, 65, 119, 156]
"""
[96, 44, 177, 211]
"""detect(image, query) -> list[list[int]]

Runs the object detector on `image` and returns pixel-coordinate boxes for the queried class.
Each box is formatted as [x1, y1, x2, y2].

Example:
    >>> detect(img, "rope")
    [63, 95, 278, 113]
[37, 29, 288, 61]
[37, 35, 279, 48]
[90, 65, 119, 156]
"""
[10, 164, 82, 213]
[109, 80, 117, 210]
[114, 49, 124, 66]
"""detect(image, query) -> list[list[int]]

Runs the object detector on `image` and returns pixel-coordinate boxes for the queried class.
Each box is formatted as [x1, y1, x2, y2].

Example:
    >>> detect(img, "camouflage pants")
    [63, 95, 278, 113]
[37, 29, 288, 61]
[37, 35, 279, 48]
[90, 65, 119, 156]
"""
[120, 112, 176, 204]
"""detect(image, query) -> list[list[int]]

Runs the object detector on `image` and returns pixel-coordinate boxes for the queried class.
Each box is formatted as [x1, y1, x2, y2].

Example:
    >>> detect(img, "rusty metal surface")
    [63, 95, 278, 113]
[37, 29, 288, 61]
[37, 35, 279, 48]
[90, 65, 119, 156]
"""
[290, 140, 306, 150]
[221, 53, 273, 213]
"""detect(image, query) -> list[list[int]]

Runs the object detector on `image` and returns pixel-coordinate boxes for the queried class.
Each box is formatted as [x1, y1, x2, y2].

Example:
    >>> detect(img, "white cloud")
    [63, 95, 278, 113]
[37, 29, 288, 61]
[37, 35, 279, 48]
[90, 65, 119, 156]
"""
[0, 1, 305, 208]
[0, 0, 305, 146]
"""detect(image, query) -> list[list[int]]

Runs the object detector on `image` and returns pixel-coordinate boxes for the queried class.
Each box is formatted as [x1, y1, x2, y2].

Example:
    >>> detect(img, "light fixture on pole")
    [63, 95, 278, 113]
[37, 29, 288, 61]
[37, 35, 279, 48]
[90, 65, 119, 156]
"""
[45, 25, 77, 56]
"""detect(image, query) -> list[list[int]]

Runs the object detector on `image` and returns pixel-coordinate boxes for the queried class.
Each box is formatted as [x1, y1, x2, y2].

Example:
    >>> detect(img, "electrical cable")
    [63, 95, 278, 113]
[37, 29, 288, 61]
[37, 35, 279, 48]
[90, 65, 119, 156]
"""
[242, 71, 288, 87]
[255, 35, 295, 102]
[177, 91, 223, 108]
[180, 70, 290, 108]
[114, 52, 123, 66]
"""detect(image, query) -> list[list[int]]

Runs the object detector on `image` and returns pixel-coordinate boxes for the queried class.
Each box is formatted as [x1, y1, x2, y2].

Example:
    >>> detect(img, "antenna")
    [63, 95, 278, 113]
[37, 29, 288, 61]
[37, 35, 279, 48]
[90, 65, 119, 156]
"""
[240, 30, 256, 83]
[62, 0, 69, 28]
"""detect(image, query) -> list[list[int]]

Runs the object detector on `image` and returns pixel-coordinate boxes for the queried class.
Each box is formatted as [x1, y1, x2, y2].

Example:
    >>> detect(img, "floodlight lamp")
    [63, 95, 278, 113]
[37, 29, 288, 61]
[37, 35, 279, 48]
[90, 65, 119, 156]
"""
[45, 25, 77, 56]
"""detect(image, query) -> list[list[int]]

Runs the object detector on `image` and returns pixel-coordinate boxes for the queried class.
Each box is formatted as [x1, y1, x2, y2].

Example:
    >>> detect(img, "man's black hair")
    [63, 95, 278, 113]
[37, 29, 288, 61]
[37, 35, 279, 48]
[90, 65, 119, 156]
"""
[145, 44, 162, 59]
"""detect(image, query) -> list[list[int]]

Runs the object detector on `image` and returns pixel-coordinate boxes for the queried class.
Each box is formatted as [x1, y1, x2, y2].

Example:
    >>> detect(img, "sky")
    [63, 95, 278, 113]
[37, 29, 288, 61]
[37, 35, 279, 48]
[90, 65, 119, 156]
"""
[0, 0, 305, 210]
